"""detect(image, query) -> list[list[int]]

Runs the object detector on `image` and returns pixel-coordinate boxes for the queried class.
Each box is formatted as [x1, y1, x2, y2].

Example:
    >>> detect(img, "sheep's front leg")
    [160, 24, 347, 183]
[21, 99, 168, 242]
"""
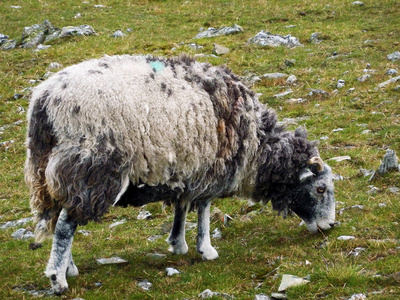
[45, 209, 77, 295]
[197, 199, 218, 260]
[167, 203, 189, 255]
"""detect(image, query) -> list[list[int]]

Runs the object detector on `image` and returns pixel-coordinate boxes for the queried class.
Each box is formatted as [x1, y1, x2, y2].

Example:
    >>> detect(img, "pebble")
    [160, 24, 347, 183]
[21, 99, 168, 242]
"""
[328, 156, 351, 162]
[352, 1, 364, 6]
[211, 228, 222, 239]
[278, 274, 310, 292]
[386, 68, 398, 76]
[0, 217, 33, 230]
[11, 228, 35, 240]
[378, 75, 400, 88]
[286, 75, 297, 84]
[137, 211, 152, 220]
[147, 234, 163, 242]
[96, 257, 128, 265]
[111, 30, 125, 38]
[337, 235, 355, 241]
[138, 280, 152, 291]
[337, 79, 345, 89]
[271, 292, 287, 299]
[166, 267, 180, 276]
[357, 74, 370, 82]
[274, 89, 293, 98]
[263, 73, 288, 79]
[77, 230, 91, 236]
[348, 293, 367, 300]
[388, 187, 400, 194]
[387, 51, 400, 62]
[248, 31, 303, 48]
[254, 294, 270, 300]
[213, 43, 229, 55]
[109, 219, 126, 228]
[194, 24, 243, 39]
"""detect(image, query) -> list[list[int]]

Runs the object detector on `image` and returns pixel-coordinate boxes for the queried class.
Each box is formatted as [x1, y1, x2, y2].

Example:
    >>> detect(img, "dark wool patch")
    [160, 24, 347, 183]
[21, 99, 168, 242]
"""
[99, 62, 109, 69]
[61, 82, 68, 89]
[88, 69, 103, 75]
[150, 73, 155, 79]
[72, 105, 80, 114]
[161, 82, 167, 92]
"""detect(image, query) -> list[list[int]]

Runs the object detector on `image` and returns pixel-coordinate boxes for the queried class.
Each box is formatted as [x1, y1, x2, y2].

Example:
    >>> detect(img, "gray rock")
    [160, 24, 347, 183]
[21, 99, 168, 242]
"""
[308, 88, 329, 97]
[137, 210, 152, 220]
[371, 149, 399, 180]
[328, 156, 351, 162]
[254, 294, 271, 300]
[286, 75, 297, 84]
[310, 32, 323, 44]
[138, 280, 152, 291]
[59, 25, 96, 38]
[111, 30, 125, 37]
[198, 289, 232, 299]
[96, 257, 128, 264]
[263, 73, 288, 79]
[213, 43, 229, 55]
[0, 39, 17, 50]
[11, 228, 35, 240]
[274, 89, 293, 98]
[33, 44, 51, 52]
[386, 68, 398, 76]
[77, 229, 91, 236]
[166, 267, 180, 276]
[337, 235, 355, 241]
[0, 33, 9, 44]
[20, 20, 57, 49]
[194, 24, 243, 39]
[248, 31, 303, 48]
[349, 247, 366, 257]
[387, 51, 400, 62]
[271, 292, 287, 299]
[0, 217, 33, 230]
[47, 62, 63, 70]
[284, 59, 295, 67]
[278, 274, 310, 292]
[352, 1, 364, 6]
[337, 79, 345, 89]
[286, 98, 306, 104]
[211, 228, 222, 239]
[359, 169, 374, 177]
[388, 187, 400, 194]
[377, 75, 400, 88]
[109, 219, 126, 228]
[348, 294, 367, 300]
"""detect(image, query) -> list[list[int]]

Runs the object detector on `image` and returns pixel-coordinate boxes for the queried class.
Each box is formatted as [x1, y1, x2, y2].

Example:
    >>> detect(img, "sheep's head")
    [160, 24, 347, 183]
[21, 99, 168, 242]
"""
[288, 157, 336, 234]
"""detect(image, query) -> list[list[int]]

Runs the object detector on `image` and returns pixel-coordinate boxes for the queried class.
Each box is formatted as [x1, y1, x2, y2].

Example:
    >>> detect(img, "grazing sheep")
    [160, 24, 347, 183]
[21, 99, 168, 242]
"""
[25, 54, 336, 294]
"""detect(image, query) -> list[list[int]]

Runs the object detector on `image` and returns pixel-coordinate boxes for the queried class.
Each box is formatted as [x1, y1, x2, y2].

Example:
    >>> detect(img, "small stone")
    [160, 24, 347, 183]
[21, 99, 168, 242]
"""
[254, 294, 271, 300]
[96, 257, 128, 264]
[286, 98, 305, 104]
[332, 174, 344, 181]
[278, 274, 310, 292]
[286, 75, 297, 84]
[376, 149, 399, 175]
[263, 73, 288, 79]
[0, 217, 33, 230]
[271, 292, 287, 299]
[388, 187, 400, 194]
[378, 203, 387, 208]
[308, 88, 329, 97]
[332, 128, 344, 132]
[109, 219, 126, 228]
[352, 1, 364, 6]
[337, 79, 345, 89]
[357, 74, 371, 82]
[359, 169, 374, 177]
[137, 211, 152, 220]
[212, 43, 229, 55]
[349, 247, 366, 257]
[194, 24, 243, 39]
[328, 156, 351, 162]
[166, 267, 180, 276]
[74, 13, 82, 19]
[77, 230, 91, 236]
[348, 293, 367, 300]
[10, 5, 22, 9]
[111, 30, 125, 38]
[11, 228, 35, 240]
[386, 68, 398, 76]
[34, 44, 51, 52]
[274, 89, 293, 98]
[387, 51, 400, 62]
[211, 228, 222, 239]
[138, 280, 152, 291]
[248, 31, 303, 48]
[284, 59, 295, 67]
[361, 130, 371, 134]
[13, 93, 23, 100]
[337, 235, 355, 241]
[310, 32, 323, 44]
[377, 75, 400, 88]
[47, 62, 63, 70]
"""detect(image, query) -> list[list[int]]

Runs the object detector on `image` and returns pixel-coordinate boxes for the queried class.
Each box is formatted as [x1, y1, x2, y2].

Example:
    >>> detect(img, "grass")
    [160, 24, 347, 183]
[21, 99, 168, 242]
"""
[1, 0, 400, 299]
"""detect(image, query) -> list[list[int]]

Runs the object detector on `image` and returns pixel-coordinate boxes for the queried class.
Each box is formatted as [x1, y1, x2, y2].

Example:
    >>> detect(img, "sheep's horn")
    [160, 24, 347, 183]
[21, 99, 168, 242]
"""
[309, 157, 324, 172]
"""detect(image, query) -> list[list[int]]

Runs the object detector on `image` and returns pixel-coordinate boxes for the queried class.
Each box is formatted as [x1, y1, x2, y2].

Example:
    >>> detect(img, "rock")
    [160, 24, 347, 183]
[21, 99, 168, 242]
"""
[359, 169, 374, 177]
[74, 13, 82, 19]
[248, 31, 303, 48]
[59, 25, 96, 38]
[332, 128, 344, 132]
[11, 228, 35, 240]
[254, 294, 271, 300]
[308, 88, 329, 98]
[370, 149, 399, 180]
[286, 75, 297, 84]
[274, 89, 293, 98]
[387, 51, 400, 62]
[166, 267, 180, 276]
[194, 24, 243, 39]
[388, 187, 400, 194]
[271, 292, 287, 299]
[378, 75, 400, 88]
[310, 32, 323, 44]
[0, 33, 9, 44]
[337, 235, 355, 241]
[278, 274, 310, 292]
[0, 39, 17, 50]
[96, 257, 128, 264]
[348, 293, 367, 300]
[198, 289, 232, 299]
[211, 228, 222, 239]
[109, 219, 126, 228]
[286, 98, 306, 104]
[284, 59, 295, 67]
[111, 30, 125, 37]
[20, 20, 57, 49]
[47, 62, 63, 70]
[137, 211, 152, 220]
[77, 229, 91, 236]
[212, 43, 229, 55]
[263, 73, 288, 79]
[138, 280, 152, 291]
[147, 234, 163, 242]
[352, 1, 364, 6]
[328, 156, 351, 162]
[337, 79, 345, 89]
[33, 44, 51, 52]
[367, 185, 379, 194]
[378, 203, 387, 208]
[349, 247, 366, 257]
[386, 68, 398, 76]
[0, 217, 33, 230]
[332, 174, 344, 181]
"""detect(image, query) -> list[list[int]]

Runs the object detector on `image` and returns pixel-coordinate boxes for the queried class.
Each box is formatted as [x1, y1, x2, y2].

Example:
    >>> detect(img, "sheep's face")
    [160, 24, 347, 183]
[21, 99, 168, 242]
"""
[289, 163, 336, 234]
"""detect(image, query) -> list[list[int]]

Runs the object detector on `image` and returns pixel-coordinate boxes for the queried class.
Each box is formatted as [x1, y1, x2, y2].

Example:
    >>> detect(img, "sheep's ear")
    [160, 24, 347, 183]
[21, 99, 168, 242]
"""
[299, 168, 314, 182]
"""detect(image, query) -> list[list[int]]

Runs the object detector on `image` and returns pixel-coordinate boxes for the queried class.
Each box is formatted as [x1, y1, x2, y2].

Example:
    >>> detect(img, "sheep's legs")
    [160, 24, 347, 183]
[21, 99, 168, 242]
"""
[167, 203, 189, 255]
[197, 200, 218, 260]
[45, 208, 77, 295]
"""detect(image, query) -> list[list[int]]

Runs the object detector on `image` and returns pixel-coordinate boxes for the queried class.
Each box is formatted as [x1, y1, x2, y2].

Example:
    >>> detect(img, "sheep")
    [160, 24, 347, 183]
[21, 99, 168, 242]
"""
[25, 54, 336, 294]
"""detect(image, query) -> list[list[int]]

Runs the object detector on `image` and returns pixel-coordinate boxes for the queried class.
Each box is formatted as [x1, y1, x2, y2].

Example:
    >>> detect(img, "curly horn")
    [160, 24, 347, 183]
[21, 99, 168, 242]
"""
[309, 157, 324, 172]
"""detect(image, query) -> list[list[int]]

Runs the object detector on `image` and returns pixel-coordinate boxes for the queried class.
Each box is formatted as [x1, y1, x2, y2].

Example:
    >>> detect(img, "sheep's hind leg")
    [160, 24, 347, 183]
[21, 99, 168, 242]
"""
[197, 199, 218, 260]
[45, 208, 77, 295]
[167, 203, 189, 255]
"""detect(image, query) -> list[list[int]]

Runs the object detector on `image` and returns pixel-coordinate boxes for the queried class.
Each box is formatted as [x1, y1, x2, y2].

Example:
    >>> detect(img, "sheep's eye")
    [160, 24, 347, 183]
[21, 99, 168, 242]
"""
[317, 187, 326, 194]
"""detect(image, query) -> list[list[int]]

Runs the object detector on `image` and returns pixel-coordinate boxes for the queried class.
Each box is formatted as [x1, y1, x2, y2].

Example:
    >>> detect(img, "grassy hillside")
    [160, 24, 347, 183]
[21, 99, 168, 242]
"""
[0, 0, 399, 299]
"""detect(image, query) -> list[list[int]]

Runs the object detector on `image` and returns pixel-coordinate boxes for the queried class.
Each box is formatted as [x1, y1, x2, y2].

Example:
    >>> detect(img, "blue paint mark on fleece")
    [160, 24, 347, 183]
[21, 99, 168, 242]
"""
[149, 60, 165, 72]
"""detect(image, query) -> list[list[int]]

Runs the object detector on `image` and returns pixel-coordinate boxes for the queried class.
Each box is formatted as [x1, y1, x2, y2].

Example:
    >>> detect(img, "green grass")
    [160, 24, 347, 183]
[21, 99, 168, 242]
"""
[1, 0, 400, 299]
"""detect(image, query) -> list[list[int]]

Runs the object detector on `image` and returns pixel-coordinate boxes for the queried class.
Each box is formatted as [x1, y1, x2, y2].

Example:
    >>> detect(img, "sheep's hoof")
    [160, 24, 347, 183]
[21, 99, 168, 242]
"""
[167, 238, 189, 255]
[49, 274, 69, 295]
[198, 246, 219, 260]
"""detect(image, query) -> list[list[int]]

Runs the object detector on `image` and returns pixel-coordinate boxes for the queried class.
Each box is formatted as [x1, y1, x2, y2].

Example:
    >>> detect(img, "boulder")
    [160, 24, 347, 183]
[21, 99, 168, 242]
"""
[248, 31, 303, 48]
